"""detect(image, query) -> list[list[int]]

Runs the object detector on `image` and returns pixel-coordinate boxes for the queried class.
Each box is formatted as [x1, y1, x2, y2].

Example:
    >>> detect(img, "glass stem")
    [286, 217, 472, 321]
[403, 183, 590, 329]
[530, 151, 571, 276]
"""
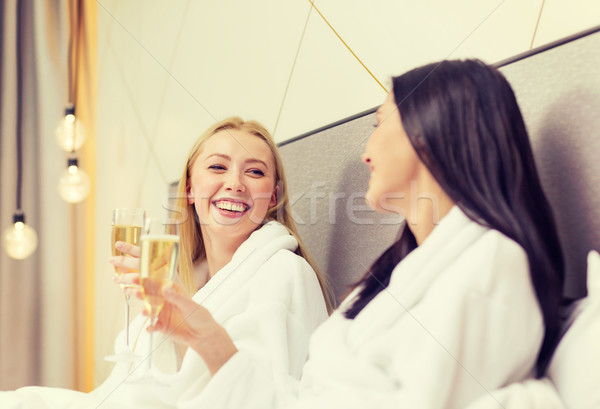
[148, 319, 155, 371]
[124, 292, 131, 347]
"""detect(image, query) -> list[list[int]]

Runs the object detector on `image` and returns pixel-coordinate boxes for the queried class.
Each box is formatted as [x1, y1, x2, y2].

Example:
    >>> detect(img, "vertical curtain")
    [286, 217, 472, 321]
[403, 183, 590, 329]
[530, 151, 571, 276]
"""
[0, 0, 44, 390]
[71, 0, 97, 392]
[0, 0, 96, 392]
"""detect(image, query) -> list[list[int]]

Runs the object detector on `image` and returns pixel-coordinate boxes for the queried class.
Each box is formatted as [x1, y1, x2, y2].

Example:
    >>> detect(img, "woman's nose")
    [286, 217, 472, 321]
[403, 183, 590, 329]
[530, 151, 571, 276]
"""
[224, 173, 245, 192]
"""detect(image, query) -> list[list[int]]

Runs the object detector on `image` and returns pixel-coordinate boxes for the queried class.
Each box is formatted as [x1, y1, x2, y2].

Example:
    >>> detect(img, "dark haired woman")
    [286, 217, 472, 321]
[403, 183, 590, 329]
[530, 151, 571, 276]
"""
[149, 59, 566, 409]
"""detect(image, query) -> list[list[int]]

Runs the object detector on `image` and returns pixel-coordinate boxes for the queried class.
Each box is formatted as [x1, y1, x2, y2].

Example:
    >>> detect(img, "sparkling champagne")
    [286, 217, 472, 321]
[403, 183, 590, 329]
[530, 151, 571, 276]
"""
[111, 225, 142, 257]
[140, 234, 180, 318]
[111, 224, 142, 289]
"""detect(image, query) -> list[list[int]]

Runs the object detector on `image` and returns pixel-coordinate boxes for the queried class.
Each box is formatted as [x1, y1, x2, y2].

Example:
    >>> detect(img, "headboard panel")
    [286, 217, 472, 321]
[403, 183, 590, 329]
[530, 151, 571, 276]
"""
[279, 26, 600, 304]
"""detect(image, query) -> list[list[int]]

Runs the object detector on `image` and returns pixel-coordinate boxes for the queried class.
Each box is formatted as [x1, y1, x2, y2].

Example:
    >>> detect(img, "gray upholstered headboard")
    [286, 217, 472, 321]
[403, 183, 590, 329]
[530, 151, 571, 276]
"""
[279, 26, 600, 305]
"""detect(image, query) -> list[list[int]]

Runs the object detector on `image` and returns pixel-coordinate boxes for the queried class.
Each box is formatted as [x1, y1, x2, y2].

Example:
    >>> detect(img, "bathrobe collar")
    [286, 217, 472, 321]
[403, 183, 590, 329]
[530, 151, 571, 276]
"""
[192, 221, 297, 307]
[343, 206, 488, 347]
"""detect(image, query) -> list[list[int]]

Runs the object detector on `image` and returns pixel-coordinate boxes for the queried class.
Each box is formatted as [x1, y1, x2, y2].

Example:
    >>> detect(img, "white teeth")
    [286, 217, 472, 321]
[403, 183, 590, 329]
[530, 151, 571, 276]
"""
[215, 201, 246, 212]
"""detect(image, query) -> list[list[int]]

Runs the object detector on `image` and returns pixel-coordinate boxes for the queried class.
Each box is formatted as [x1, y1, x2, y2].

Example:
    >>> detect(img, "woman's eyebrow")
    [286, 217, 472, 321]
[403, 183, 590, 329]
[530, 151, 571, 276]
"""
[206, 153, 267, 168]
[206, 153, 231, 161]
[244, 158, 268, 168]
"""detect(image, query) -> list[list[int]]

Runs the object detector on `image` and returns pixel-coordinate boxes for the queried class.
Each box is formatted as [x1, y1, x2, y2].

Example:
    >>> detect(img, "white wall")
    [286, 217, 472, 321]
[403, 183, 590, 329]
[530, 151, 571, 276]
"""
[94, 0, 600, 384]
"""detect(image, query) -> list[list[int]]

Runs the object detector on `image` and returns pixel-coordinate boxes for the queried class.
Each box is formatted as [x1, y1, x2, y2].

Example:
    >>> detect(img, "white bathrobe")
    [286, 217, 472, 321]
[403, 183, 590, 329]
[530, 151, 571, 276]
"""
[190, 206, 544, 409]
[463, 250, 600, 409]
[0, 221, 328, 409]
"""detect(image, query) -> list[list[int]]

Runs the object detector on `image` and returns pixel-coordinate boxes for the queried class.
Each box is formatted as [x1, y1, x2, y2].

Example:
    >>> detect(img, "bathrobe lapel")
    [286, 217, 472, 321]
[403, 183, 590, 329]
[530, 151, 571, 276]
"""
[191, 221, 297, 319]
[346, 207, 487, 350]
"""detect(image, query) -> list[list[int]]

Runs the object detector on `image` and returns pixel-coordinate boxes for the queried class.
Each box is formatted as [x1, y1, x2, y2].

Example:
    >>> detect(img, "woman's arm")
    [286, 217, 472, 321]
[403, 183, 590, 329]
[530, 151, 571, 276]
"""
[151, 250, 327, 408]
[149, 284, 237, 375]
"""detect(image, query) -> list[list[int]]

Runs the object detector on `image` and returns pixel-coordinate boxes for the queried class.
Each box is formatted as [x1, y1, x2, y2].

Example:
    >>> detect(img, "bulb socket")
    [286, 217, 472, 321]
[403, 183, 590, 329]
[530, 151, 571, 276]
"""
[12, 212, 25, 224]
[64, 104, 75, 116]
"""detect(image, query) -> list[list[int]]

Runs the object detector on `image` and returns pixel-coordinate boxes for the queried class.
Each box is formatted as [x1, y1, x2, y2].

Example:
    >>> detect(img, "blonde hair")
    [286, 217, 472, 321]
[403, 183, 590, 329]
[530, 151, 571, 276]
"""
[173, 116, 333, 312]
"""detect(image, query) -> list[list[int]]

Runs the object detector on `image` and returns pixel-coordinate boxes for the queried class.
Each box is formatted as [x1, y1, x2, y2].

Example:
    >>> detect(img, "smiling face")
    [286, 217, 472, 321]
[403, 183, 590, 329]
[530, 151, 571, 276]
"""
[362, 92, 422, 214]
[187, 129, 277, 243]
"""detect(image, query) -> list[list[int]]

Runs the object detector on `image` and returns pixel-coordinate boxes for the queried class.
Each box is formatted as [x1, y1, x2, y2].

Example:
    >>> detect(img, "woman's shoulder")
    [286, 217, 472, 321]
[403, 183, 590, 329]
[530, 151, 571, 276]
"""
[259, 248, 316, 283]
[449, 228, 534, 301]
[475, 228, 527, 265]
[247, 248, 327, 315]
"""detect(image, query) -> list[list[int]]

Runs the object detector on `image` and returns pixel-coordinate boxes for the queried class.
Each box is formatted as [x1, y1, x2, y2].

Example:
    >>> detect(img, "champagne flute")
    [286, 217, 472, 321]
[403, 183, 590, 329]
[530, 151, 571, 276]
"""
[105, 207, 145, 362]
[139, 217, 180, 372]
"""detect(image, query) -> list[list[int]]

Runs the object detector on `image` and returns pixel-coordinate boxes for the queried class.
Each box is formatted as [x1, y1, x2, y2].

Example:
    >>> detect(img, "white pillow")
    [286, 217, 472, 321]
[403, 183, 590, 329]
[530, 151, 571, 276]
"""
[548, 250, 600, 409]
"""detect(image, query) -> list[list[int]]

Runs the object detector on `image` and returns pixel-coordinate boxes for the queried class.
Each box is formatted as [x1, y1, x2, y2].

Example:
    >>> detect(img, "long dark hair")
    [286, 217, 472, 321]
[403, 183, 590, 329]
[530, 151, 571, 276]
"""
[345, 59, 564, 377]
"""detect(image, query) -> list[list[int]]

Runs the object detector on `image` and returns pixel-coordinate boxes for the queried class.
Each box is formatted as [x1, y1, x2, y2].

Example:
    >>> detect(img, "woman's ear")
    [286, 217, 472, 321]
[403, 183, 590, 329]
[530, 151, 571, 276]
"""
[269, 186, 279, 207]
[187, 188, 194, 205]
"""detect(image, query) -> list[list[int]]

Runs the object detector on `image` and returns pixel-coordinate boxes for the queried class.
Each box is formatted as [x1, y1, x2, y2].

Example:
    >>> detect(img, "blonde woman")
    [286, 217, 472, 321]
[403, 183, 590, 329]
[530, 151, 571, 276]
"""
[0, 118, 330, 409]
[96, 117, 332, 408]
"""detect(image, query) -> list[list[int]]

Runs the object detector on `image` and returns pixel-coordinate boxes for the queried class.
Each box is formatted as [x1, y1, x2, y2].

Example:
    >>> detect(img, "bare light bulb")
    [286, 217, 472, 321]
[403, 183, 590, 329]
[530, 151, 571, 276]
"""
[3, 213, 38, 260]
[55, 105, 86, 152]
[58, 158, 91, 203]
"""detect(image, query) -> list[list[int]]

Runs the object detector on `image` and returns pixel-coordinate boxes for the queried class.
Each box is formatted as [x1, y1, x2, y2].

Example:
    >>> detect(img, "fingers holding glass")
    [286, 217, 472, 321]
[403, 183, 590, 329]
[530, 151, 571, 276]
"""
[105, 207, 145, 363]
[115, 240, 142, 258]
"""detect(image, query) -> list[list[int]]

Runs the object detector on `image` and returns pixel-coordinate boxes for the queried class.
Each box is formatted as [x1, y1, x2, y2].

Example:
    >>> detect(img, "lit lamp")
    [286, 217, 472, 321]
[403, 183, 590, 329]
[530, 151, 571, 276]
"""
[3, 0, 38, 260]
[3, 212, 38, 260]
[55, 103, 86, 152]
[58, 157, 91, 203]
[56, 1, 90, 204]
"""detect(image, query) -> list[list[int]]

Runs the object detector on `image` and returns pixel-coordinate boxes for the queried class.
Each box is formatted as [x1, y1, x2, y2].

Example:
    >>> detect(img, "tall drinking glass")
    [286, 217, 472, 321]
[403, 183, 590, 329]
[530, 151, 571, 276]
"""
[139, 217, 180, 371]
[105, 207, 145, 362]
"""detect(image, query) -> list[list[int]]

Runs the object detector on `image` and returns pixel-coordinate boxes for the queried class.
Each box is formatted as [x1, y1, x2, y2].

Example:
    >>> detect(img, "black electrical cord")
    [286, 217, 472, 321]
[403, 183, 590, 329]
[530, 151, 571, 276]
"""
[15, 0, 24, 215]
[67, 0, 74, 106]
[74, 0, 82, 108]
[66, 0, 82, 154]
[67, 0, 81, 108]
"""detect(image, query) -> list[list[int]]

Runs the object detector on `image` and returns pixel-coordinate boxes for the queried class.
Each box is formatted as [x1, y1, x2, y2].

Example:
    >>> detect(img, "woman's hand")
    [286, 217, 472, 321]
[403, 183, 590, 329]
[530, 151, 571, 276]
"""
[148, 283, 238, 374]
[109, 241, 141, 289]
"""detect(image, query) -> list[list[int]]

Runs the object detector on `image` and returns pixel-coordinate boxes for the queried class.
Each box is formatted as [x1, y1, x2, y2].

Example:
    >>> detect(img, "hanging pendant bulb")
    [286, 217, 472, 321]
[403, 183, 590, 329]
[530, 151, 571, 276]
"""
[58, 157, 91, 203]
[55, 104, 86, 152]
[3, 212, 38, 260]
